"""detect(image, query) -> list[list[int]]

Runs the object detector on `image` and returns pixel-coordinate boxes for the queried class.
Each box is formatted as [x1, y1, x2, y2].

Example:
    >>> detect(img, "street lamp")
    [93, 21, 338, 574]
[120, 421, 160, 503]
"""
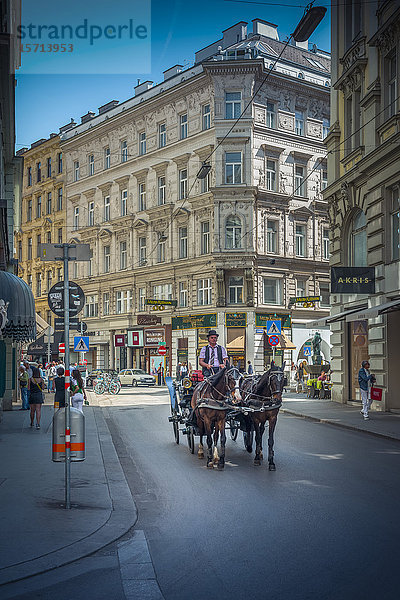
[197, 162, 211, 180]
[292, 5, 327, 42]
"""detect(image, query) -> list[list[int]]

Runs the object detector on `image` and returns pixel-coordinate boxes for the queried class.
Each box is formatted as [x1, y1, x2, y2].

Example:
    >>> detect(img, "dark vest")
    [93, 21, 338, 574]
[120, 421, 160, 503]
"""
[204, 344, 223, 366]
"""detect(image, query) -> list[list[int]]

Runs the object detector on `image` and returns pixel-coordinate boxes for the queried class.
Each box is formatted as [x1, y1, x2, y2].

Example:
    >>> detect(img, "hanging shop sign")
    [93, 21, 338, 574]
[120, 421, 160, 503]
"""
[127, 330, 144, 347]
[289, 296, 321, 308]
[256, 313, 291, 329]
[172, 314, 217, 330]
[225, 312, 247, 327]
[137, 314, 161, 325]
[331, 267, 375, 295]
[114, 334, 126, 347]
[145, 299, 177, 307]
[144, 329, 165, 347]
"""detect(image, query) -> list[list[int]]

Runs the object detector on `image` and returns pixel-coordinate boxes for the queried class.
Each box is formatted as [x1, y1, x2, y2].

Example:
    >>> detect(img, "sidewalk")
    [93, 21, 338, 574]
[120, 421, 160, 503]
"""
[281, 392, 400, 442]
[0, 391, 137, 586]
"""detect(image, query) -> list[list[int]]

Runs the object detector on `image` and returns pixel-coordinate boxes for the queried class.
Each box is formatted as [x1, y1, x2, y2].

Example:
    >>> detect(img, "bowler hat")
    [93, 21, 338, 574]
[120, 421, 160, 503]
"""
[207, 330, 219, 338]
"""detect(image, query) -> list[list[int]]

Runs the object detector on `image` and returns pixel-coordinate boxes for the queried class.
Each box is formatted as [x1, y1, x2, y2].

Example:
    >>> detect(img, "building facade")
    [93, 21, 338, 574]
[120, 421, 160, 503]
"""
[61, 19, 331, 375]
[324, 1, 400, 409]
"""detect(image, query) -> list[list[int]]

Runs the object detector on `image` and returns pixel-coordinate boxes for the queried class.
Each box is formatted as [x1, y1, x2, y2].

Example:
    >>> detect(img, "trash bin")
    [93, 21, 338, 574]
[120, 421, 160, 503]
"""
[52, 407, 85, 462]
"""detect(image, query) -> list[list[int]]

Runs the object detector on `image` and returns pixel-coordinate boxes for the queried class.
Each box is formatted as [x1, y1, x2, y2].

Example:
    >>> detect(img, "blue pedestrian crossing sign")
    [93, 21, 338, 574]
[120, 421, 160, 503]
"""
[266, 320, 281, 335]
[304, 346, 312, 356]
[74, 336, 89, 352]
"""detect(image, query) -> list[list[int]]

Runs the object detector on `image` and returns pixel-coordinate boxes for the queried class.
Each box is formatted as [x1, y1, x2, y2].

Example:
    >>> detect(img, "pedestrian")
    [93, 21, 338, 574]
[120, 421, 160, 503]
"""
[23, 360, 33, 378]
[28, 366, 45, 429]
[180, 362, 188, 379]
[176, 361, 182, 381]
[54, 366, 66, 408]
[358, 359, 376, 420]
[48, 361, 57, 392]
[296, 362, 305, 393]
[70, 368, 87, 413]
[18, 365, 30, 410]
[198, 330, 229, 377]
[247, 360, 254, 375]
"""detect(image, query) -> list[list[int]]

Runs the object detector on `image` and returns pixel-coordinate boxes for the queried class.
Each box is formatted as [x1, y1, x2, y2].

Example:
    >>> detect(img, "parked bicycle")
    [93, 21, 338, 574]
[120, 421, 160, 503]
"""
[94, 372, 121, 395]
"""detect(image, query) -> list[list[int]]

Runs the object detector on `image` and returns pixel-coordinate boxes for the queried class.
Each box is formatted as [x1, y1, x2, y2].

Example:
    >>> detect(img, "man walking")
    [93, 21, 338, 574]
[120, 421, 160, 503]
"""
[247, 360, 254, 375]
[358, 359, 376, 420]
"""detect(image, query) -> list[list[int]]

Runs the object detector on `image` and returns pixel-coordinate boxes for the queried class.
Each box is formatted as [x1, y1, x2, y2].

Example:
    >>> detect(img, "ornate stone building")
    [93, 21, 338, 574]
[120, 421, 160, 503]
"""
[324, 1, 400, 408]
[61, 19, 331, 375]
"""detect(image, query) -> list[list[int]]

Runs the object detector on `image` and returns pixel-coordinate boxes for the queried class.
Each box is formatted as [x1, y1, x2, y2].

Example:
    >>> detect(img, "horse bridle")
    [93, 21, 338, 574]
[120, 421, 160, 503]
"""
[203, 367, 243, 401]
[244, 369, 284, 402]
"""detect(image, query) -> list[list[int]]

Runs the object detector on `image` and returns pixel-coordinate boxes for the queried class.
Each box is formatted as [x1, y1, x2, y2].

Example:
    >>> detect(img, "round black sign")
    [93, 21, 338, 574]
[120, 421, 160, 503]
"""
[48, 281, 85, 317]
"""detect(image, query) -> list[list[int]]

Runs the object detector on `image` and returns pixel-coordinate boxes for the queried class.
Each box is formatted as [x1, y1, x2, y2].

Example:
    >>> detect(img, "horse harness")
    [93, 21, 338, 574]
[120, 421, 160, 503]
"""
[196, 367, 243, 409]
[241, 370, 284, 411]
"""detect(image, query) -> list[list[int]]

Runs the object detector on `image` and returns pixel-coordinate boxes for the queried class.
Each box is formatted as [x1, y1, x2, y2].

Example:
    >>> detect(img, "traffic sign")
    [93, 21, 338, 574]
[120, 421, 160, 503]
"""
[158, 345, 167, 355]
[266, 320, 282, 335]
[48, 281, 85, 317]
[39, 243, 91, 262]
[74, 336, 89, 352]
[54, 317, 80, 330]
[268, 335, 280, 347]
[304, 346, 312, 356]
[58, 342, 65, 355]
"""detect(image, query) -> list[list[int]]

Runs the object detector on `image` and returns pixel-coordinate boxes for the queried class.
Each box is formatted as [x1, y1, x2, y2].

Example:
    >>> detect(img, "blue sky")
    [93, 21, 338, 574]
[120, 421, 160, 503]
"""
[15, 0, 331, 149]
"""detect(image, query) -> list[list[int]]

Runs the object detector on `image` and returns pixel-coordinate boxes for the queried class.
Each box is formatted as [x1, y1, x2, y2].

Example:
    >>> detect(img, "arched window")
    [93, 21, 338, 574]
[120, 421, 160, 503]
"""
[225, 215, 242, 249]
[349, 209, 367, 266]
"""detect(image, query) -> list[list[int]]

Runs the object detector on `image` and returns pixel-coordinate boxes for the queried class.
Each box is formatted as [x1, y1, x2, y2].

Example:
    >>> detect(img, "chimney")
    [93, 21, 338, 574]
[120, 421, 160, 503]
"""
[81, 111, 96, 124]
[163, 65, 183, 81]
[134, 80, 153, 96]
[59, 118, 77, 134]
[296, 40, 309, 50]
[252, 19, 279, 40]
[98, 100, 119, 115]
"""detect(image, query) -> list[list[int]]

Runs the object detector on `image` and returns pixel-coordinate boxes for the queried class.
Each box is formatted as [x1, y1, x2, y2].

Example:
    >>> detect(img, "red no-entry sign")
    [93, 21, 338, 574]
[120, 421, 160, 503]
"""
[158, 346, 167, 355]
[268, 335, 280, 347]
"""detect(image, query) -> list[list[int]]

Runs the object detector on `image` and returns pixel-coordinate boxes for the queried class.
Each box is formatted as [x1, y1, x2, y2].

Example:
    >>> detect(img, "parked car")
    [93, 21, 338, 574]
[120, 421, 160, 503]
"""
[118, 369, 156, 387]
[86, 369, 118, 387]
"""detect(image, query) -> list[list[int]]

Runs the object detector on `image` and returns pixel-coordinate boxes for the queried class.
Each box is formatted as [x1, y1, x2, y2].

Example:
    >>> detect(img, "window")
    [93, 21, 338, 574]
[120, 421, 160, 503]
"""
[47, 192, 52, 214]
[104, 245, 110, 273]
[201, 221, 210, 254]
[266, 159, 276, 191]
[57, 187, 63, 211]
[28, 238, 32, 260]
[103, 293, 110, 315]
[228, 276, 244, 304]
[58, 228, 62, 244]
[157, 235, 166, 263]
[104, 147, 111, 169]
[319, 283, 330, 307]
[158, 176, 166, 205]
[89, 154, 95, 176]
[197, 278, 212, 305]
[179, 169, 188, 199]
[121, 140, 128, 162]
[138, 287, 146, 311]
[387, 49, 397, 119]
[84, 295, 99, 317]
[263, 278, 283, 305]
[57, 267, 62, 282]
[226, 215, 242, 249]
[46, 270, 52, 292]
[180, 114, 188, 139]
[104, 195, 110, 221]
[36, 273, 42, 297]
[88, 201, 94, 226]
[73, 206, 79, 230]
[74, 160, 80, 181]
[296, 278, 307, 297]
[295, 224, 306, 257]
[36, 234, 41, 257]
[225, 152, 242, 184]
[225, 92, 241, 119]
[47, 157, 51, 178]
[139, 237, 147, 265]
[88, 249, 93, 276]
[120, 241, 127, 269]
[27, 199, 32, 222]
[58, 152, 62, 173]
[179, 281, 188, 307]
[37, 162, 41, 183]
[295, 110, 304, 136]
[27, 167, 32, 186]
[36, 195, 42, 218]
[201, 170, 210, 193]
[139, 131, 146, 155]
[116, 291, 124, 314]
[350, 209, 367, 266]
[158, 123, 166, 148]
[179, 227, 188, 259]
[73, 260, 78, 281]
[321, 167, 328, 190]
[28, 274, 32, 288]
[323, 118, 330, 139]
[153, 284, 172, 300]
[295, 165, 306, 197]
[323, 228, 329, 259]
[266, 102, 276, 128]
[18, 240, 22, 262]
[266, 220, 277, 253]
[392, 188, 400, 261]
[121, 189, 127, 216]
[202, 104, 211, 130]
[46, 232, 51, 244]
[139, 183, 146, 211]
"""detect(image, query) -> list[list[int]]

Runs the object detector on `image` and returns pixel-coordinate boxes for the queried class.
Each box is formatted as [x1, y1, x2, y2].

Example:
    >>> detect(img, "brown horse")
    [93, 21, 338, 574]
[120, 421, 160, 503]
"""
[190, 365, 242, 470]
[240, 363, 286, 470]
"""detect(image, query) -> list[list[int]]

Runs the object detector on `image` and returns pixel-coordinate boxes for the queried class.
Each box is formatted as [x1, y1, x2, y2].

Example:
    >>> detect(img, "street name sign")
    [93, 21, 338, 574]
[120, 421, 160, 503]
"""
[39, 243, 91, 262]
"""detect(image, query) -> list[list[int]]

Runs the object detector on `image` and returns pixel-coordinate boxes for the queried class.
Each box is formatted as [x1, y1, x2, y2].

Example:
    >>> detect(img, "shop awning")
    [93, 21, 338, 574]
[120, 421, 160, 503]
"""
[305, 316, 330, 328]
[346, 298, 400, 322]
[0, 271, 36, 342]
[227, 334, 245, 350]
[278, 332, 296, 349]
[36, 313, 52, 338]
[326, 305, 368, 323]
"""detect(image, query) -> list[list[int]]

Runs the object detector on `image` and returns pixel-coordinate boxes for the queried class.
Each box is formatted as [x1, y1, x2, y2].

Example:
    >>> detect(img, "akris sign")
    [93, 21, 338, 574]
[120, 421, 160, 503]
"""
[331, 267, 375, 294]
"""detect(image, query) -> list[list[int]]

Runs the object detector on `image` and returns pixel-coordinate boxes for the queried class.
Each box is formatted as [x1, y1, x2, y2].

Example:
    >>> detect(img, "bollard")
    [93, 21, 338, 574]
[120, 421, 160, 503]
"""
[52, 407, 85, 462]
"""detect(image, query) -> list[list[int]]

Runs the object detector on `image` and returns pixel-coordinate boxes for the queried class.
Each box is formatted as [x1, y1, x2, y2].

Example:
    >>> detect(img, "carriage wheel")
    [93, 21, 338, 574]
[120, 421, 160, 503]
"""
[243, 430, 254, 452]
[186, 426, 195, 454]
[170, 406, 180, 444]
[229, 418, 239, 441]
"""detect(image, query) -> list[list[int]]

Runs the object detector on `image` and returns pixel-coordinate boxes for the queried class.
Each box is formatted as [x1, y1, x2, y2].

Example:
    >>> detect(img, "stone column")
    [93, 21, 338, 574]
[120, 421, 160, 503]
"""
[127, 346, 133, 368]
[109, 330, 115, 370]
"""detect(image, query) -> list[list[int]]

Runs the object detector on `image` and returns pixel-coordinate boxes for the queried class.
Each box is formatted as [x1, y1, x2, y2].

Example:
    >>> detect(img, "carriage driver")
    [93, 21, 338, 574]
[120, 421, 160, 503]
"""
[199, 330, 229, 378]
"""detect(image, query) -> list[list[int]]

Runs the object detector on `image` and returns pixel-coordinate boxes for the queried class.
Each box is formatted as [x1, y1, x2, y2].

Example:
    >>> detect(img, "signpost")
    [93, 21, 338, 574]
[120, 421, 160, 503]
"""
[268, 333, 280, 362]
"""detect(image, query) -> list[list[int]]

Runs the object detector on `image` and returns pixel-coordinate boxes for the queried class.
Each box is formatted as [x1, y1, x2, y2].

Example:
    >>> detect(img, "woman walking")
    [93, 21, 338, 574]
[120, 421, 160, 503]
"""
[70, 369, 87, 413]
[54, 366, 66, 408]
[18, 365, 30, 410]
[28, 366, 45, 429]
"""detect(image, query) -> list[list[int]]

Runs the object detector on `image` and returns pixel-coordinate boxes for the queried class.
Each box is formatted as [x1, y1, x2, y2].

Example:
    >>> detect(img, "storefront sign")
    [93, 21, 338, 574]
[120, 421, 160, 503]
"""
[114, 334, 126, 347]
[137, 314, 161, 325]
[289, 296, 321, 307]
[256, 313, 291, 328]
[127, 330, 144, 347]
[145, 298, 177, 306]
[172, 314, 217, 330]
[144, 329, 165, 347]
[331, 267, 375, 294]
[225, 312, 247, 327]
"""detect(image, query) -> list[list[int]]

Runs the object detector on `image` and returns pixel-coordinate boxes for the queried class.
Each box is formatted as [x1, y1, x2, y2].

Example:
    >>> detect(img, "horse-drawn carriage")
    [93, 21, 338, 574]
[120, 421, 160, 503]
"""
[167, 363, 286, 470]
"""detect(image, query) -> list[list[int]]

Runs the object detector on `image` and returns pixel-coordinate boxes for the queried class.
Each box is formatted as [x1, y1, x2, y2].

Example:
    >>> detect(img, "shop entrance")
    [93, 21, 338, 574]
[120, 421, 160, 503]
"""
[348, 320, 368, 402]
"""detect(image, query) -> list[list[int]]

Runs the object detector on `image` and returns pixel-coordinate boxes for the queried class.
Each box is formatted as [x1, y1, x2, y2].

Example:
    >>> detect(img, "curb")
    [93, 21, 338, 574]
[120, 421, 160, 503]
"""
[281, 408, 400, 443]
[0, 408, 137, 586]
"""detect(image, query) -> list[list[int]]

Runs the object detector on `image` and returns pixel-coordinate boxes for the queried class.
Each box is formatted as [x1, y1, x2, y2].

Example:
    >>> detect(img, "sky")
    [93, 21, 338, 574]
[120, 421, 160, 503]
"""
[15, 0, 331, 149]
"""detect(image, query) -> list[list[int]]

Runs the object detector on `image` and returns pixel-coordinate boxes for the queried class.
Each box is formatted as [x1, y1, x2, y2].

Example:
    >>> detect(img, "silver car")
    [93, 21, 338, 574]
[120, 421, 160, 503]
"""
[118, 369, 156, 387]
